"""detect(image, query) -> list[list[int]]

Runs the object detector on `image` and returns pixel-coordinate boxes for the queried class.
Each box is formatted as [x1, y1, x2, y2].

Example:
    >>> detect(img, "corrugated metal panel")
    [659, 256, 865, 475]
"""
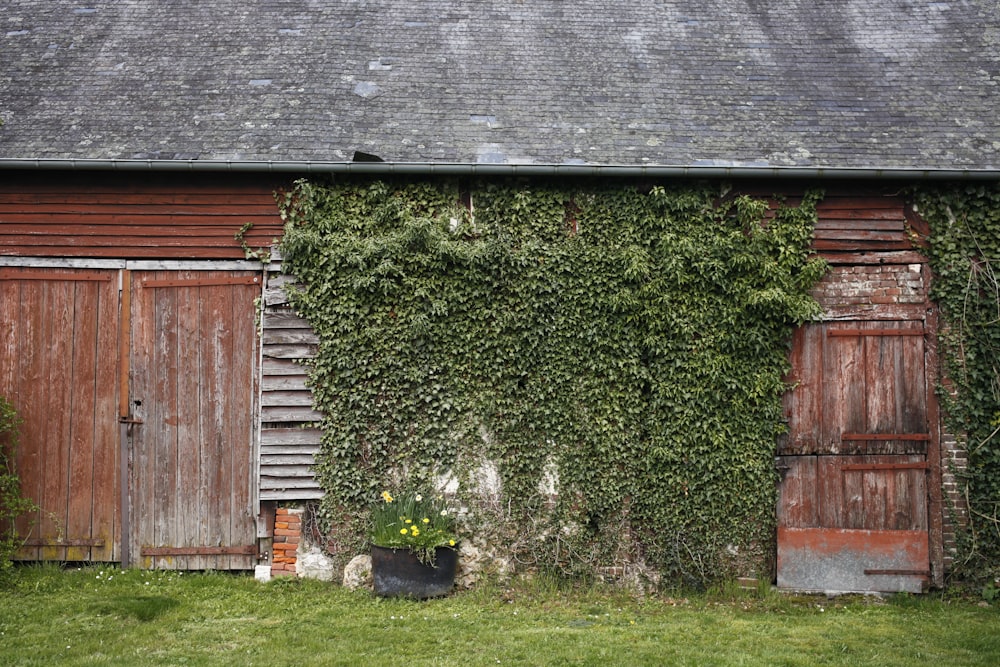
[0, 173, 285, 259]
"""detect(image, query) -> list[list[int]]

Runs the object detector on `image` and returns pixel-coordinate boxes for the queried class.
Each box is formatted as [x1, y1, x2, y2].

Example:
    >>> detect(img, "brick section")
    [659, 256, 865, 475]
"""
[270, 507, 304, 577]
[940, 430, 970, 569]
[811, 263, 927, 310]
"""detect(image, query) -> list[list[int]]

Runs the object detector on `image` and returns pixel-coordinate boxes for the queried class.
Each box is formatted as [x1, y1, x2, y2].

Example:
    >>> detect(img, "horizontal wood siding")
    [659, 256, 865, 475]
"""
[260, 251, 323, 501]
[0, 173, 286, 259]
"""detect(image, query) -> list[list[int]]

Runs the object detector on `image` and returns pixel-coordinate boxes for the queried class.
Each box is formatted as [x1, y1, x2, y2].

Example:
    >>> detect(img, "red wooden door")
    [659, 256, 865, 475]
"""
[127, 270, 259, 569]
[0, 267, 120, 562]
[777, 320, 932, 593]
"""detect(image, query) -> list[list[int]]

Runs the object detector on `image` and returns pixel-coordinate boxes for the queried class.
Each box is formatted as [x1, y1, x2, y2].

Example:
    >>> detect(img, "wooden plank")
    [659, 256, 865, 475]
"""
[140, 545, 257, 556]
[824, 323, 866, 455]
[0, 268, 114, 282]
[263, 344, 318, 360]
[177, 275, 204, 570]
[820, 251, 927, 266]
[40, 278, 74, 561]
[229, 278, 260, 571]
[259, 476, 324, 488]
[0, 279, 37, 560]
[263, 329, 319, 346]
[841, 434, 930, 441]
[22, 539, 105, 547]
[92, 271, 120, 562]
[812, 229, 908, 242]
[65, 280, 98, 561]
[828, 329, 924, 337]
[261, 444, 320, 456]
[261, 453, 317, 465]
[263, 358, 312, 376]
[261, 391, 315, 407]
[154, 271, 180, 568]
[261, 406, 324, 422]
[262, 311, 314, 328]
[776, 456, 818, 528]
[260, 465, 318, 478]
[840, 461, 929, 470]
[141, 275, 260, 288]
[260, 489, 324, 501]
[262, 374, 310, 392]
[260, 427, 322, 446]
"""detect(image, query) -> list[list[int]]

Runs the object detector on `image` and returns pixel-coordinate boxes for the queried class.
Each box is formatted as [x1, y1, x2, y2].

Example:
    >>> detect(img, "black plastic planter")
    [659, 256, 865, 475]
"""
[371, 545, 458, 598]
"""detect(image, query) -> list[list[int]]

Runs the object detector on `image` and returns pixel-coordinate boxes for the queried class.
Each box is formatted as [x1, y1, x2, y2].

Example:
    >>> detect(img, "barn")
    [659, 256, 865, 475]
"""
[1, 1, 998, 591]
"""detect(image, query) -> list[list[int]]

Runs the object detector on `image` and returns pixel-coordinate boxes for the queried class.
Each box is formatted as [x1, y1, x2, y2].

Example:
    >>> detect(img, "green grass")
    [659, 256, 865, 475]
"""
[1, 565, 998, 666]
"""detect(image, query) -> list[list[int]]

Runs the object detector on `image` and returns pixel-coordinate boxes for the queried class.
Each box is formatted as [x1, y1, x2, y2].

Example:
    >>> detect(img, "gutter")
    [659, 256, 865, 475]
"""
[0, 158, 999, 181]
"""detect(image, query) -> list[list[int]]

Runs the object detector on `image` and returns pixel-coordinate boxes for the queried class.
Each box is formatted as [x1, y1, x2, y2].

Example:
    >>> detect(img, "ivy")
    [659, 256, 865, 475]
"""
[279, 178, 825, 585]
[1, 395, 34, 580]
[914, 184, 1000, 583]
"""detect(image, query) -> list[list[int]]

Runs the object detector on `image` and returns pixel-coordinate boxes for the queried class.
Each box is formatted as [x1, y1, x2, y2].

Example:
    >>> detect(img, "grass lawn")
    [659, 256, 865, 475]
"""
[1, 565, 998, 666]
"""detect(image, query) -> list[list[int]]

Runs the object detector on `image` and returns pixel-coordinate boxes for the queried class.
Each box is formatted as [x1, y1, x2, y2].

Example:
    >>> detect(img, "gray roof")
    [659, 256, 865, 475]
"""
[1, 1, 999, 171]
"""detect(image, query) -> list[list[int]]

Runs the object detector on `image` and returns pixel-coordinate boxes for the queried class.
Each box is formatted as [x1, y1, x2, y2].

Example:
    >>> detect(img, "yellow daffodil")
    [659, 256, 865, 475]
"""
[399, 528, 407, 535]
[381, 491, 393, 503]
[422, 517, 430, 524]
[449, 539, 456, 546]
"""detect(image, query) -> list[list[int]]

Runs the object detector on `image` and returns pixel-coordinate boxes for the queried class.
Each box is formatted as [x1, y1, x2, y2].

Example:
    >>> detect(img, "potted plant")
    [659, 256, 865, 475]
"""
[369, 490, 459, 598]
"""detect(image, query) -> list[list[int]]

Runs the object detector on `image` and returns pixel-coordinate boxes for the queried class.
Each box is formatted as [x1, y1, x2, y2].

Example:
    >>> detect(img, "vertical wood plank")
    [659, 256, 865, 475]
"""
[825, 327, 865, 454]
[153, 272, 180, 569]
[65, 281, 98, 561]
[91, 272, 120, 562]
[176, 275, 203, 570]
[0, 279, 37, 559]
[230, 280, 258, 570]
[39, 279, 73, 562]
[130, 272, 156, 567]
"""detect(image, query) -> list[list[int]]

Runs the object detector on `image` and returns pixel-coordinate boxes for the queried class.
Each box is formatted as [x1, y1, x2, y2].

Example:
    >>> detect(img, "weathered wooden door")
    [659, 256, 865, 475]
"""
[0, 267, 120, 562]
[126, 270, 259, 569]
[777, 320, 933, 593]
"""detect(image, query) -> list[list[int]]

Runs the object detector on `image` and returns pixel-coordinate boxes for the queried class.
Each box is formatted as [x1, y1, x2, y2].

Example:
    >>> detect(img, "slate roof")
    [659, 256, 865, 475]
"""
[1, 1, 999, 171]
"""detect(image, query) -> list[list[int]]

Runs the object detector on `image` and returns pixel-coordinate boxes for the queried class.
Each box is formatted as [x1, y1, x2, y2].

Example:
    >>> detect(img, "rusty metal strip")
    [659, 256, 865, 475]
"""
[842, 433, 931, 441]
[841, 462, 930, 471]
[864, 569, 930, 577]
[827, 328, 925, 337]
[140, 275, 260, 288]
[0, 268, 114, 282]
[140, 545, 258, 556]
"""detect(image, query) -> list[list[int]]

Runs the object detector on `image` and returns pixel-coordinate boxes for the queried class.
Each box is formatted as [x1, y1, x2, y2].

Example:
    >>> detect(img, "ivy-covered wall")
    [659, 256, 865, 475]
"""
[277, 178, 827, 586]
[914, 184, 1000, 585]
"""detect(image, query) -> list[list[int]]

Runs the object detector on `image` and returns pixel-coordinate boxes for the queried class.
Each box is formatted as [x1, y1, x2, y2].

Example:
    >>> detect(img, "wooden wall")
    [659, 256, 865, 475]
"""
[259, 250, 323, 501]
[0, 172, 285, 259]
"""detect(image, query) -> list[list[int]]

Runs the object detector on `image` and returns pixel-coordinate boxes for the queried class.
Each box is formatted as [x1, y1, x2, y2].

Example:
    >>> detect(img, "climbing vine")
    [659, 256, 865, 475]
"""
[279, 178, 825, 586]
[914, 184, 1000, 584]
[1, 395, 33, 579]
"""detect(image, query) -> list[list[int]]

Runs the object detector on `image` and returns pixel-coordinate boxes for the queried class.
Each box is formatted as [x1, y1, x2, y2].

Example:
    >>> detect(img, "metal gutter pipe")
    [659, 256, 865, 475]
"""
[0, 158, 998, 181]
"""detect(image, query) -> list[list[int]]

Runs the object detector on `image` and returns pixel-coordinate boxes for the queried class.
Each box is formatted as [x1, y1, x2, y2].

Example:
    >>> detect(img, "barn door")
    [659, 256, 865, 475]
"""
[0, 267, 120, 562]
[126, 270, 259, 569]
[777, 320, 932, 593]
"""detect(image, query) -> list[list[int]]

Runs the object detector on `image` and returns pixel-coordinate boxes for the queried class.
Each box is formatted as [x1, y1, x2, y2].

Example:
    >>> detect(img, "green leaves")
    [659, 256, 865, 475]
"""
[279, 178, 824, 585]
[916, 183, 1000, 583]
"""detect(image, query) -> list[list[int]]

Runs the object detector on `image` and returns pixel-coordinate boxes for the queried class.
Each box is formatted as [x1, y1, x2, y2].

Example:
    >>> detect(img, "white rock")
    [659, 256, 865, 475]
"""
[342, 554, 373, 590]
[296, 542, 338, 581]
